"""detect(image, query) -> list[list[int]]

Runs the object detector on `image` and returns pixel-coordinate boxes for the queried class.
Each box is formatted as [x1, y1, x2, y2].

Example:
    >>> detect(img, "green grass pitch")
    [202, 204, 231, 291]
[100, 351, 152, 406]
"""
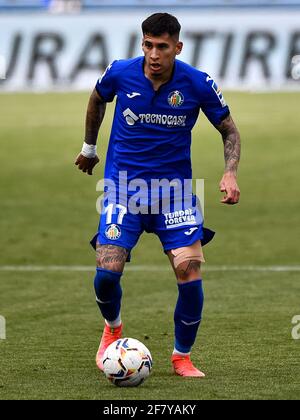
[0, 91, 299, 400]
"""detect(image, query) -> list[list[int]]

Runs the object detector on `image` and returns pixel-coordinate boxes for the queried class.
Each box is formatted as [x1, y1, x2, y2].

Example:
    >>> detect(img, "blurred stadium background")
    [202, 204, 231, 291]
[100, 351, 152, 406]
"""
[0, 0, 299, 400]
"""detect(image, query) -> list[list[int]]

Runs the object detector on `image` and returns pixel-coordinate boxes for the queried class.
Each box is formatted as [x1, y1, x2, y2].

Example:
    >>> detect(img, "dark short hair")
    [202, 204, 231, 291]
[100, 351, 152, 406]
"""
[142, 13, 181, 38]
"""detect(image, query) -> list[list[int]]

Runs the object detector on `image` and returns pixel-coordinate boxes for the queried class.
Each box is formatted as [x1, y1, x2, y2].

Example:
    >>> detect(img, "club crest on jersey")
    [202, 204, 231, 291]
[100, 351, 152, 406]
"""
[168, 91, 184, 107]
[105, 224, 121, 240]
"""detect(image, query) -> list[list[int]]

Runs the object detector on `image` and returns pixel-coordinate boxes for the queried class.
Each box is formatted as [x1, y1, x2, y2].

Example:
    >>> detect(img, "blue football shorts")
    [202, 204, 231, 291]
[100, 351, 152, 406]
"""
[90, 194, 215, 257]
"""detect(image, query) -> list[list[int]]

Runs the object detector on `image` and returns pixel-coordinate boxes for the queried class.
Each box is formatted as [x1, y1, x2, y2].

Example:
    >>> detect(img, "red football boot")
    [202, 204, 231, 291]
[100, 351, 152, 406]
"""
[96, 323, 123, 371]
[171, 354, 205, 378]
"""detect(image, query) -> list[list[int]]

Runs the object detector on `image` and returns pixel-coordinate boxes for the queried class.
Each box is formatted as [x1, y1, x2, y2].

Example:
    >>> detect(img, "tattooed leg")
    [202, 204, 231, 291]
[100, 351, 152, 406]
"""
[94, 244, 126, 363]
[96, 243, 129, 273]
[167, 251, 202, 283]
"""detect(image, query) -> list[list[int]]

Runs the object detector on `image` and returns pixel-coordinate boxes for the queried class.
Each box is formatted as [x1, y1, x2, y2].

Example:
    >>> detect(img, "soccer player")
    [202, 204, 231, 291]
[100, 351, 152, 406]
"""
[75, 13, 240, 377]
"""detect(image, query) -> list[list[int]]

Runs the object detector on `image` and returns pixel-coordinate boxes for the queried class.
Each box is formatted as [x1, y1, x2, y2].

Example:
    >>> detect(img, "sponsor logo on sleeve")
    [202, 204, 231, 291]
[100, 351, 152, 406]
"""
[206, 75, 227, 107]
[98, 62, 113, 84]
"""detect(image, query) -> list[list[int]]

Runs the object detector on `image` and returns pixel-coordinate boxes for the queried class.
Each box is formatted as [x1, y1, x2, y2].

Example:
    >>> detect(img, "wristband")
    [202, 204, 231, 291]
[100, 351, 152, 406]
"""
[81, 142, 97, 158]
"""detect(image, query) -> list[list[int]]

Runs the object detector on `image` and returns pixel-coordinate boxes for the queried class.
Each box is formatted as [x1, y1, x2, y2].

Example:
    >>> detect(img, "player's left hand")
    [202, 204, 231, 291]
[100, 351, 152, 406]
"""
[75, 153, 99, 176]
[219, 172, 240, 205]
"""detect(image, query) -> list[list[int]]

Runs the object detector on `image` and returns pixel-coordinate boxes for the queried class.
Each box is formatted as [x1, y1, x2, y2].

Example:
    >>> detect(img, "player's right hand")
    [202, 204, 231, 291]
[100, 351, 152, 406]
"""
[75, 153, 100, 176]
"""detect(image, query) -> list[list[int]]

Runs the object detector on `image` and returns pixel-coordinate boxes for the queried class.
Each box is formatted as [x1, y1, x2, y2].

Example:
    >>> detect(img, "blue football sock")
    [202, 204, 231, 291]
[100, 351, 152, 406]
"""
[94, 268, 122, 322]
[174, 279, 204, 354]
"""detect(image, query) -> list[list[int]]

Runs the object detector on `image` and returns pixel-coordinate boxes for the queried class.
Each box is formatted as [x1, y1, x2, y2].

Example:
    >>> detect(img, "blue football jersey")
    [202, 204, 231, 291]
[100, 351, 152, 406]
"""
[95, 57, 229, 185]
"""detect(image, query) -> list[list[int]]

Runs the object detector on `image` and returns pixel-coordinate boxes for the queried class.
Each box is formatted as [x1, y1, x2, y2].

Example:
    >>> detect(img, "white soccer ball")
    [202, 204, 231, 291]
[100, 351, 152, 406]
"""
[102, 338, 153, 387]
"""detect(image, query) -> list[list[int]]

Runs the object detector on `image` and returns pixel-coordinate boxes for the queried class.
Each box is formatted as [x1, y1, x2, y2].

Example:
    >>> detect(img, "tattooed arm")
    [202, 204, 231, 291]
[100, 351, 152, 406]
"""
[75, 88, 107, 175]
[84, 89, 107, 146]
[215, 114, 241, 205]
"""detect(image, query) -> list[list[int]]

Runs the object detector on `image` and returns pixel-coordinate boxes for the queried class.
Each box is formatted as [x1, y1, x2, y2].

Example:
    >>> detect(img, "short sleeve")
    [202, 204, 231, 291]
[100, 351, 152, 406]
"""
[199, 73, 230, 126]
[95, 60, 119, 102]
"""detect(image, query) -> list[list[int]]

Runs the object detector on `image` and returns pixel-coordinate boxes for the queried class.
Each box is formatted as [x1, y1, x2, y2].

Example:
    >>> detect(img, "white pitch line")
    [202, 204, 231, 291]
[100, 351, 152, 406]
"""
[0, 265, 300, 272]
